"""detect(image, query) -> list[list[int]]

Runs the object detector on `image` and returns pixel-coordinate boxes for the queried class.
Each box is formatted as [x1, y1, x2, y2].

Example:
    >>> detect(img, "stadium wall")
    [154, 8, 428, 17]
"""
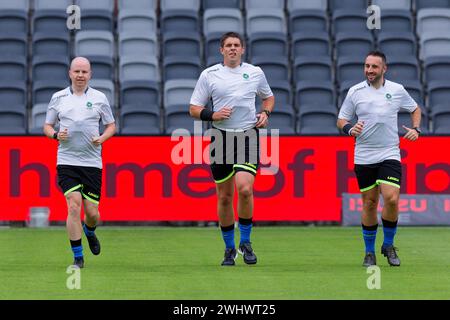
[0, 136, 449, 222]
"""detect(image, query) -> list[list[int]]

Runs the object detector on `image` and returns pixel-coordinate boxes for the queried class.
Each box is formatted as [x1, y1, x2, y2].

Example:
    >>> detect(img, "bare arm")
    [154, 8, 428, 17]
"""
[189, 104, 232, 121]
[337, 118, 364, 137]
[402, 106, 422, 141]
[256, 95, 275, 128]
[93, 122, 116, 146]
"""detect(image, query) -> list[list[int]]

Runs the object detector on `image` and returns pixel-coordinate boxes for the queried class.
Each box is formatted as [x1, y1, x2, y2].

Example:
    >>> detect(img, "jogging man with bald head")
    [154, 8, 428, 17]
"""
[43, 57, 116, 268]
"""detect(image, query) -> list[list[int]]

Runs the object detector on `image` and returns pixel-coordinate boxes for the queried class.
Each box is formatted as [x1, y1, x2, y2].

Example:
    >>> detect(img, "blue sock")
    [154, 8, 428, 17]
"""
[70, 239, 83, 258]
[362, 224, 378, 253]
[382, 219, 398, 248]
[83, 223, 96, 237]
[238, 217, 252, 245]
[220, 224, 235, 249]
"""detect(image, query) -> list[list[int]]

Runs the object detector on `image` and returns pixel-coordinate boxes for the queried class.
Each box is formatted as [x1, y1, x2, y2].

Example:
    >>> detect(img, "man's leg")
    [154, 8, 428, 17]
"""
[361, 186, 380, 267]
[83, 199, 101, 255]
[379, 183, 401, 266]
[235, 171, 257, 265]
[216, 177, 237, 266]
[66, 191, 84, 268]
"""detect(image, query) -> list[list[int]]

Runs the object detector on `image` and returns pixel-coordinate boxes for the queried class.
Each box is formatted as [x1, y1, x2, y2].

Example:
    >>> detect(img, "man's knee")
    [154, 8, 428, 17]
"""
[363, 197, 378, 212]
[383, 193, 399, 208]
[237, 184, 253, 200]
[67, 198, 81, 216]
[218, 192, 233, 207]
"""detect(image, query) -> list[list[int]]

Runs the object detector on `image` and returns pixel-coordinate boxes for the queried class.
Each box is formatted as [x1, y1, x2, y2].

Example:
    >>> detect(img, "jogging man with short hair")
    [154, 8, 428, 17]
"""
[43, 57, 116, 268]
[189, 32, 275, 266]
[337, 51, 422, 267]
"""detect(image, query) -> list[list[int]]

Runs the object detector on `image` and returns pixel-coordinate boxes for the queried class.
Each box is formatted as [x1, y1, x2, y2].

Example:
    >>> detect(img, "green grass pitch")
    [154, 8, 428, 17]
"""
[1, 226, 449, 299]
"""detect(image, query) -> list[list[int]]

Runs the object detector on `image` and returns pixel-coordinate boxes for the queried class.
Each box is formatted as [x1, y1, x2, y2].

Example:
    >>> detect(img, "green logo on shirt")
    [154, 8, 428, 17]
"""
[243, 73, 249, 80]
[385, 93, 392, 100]
[86, 102, 93, 108]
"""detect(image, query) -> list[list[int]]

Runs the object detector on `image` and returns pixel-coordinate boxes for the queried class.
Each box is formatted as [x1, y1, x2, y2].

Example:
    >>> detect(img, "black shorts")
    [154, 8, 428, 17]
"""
[354, 159, 402, 192]
[57, 165, 102, 204]
[209, 127, 260, 184]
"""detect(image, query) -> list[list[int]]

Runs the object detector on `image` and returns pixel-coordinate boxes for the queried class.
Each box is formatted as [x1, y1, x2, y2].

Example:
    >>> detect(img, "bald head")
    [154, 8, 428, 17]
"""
[69, 57, 92, 93]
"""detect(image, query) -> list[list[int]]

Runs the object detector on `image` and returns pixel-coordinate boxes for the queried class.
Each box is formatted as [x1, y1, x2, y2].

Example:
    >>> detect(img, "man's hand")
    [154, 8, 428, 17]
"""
[255, 112, 269, 128]
[402, 125, 419, 141]
[58, 128, 69, 141]
[212, 107, 233, 121]
[92, 136, 104, 146]
[350, 121, 364, 137]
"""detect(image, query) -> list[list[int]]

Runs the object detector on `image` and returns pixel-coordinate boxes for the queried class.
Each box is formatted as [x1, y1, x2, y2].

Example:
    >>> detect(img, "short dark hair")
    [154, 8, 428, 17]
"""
[366, 50, 387, 64]
[220, 32, 245, 48]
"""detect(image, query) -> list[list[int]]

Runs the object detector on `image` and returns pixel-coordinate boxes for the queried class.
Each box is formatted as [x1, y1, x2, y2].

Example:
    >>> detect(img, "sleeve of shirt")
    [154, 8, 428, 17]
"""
[99, 94, 115, 125]
[256, 68, 273, 99]
[44, 94, 58, 125]
[190, 71, 210, 107]
[338, 89, 356, 121]
[398, 85, 418, 112]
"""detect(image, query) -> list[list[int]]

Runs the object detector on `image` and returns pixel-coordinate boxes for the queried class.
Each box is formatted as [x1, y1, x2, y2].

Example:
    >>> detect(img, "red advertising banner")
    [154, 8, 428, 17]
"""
[0, 136, 449, 221]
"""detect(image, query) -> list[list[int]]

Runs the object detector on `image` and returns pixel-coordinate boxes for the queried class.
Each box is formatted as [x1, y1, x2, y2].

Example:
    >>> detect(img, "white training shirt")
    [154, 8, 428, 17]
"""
[45, 86, 115, 169]
[190, 62, 273, 131]
[338, 80, 417, 165]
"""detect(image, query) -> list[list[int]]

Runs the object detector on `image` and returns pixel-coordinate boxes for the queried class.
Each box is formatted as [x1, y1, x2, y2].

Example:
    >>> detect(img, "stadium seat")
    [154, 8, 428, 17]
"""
[32, 10, 67, 33]
[0, 105, 27, 135]
[120, 80, 160, 108]
[255, 79, 292, 111]
[427, 81, 450, 111]
[420, 33, 450, 60]
[329, 0, 369, 11]
[293, 56, 333, 83]
[0, 0, 29, 11]
[417, 9, 450, 36]
[118, 10, 157, 34]
[203, 9, 244, 36]
[34, 0, 72, 10]
[334, 31, 374, 59]
[88, 55, 115, 81]
[0, 32, 27, 56]
[29, 103, 48, 134]
[160, 0, 201, 11]
[371, 0, 412, 10]
[336, 56, 364, 84]
[163, 56, 202, 81]
[76, 0, 114, 12]
[246, 0, 284, 9]
[415, 0, 450, 10]
[385, 56, 420, 81]
[0, 81, 27, 107]
[75, 31, 115, 58]
[431, 104, 450, 134]
[297, 106, 339, 135]
[295, 81, 335, 109]
[246, 9, 287, 36]
[163, 79, 197, 109]
[402, 79, 425, 106]
[0, 56, 27, 81]
[289, 9, 328, 34]
[287, 0, 327, 11]
[251, 56, 290, 82]
[291, 32, 330, 58]
[162, 32, 201, 58]
[0, 10, 28, 34]
[248, 32, 288, 59]
[398, 108, 429, 135]
[118, 32, 158, 58]
[377, 32, 417, 56]
[265, 109, 296, 135]
[160, 9, 200, 33]
[204, 33, 223, 66]
[164, 104, 197, 135]
[32, 55, 69, 82]
[338, 80, 355, 107]
[118, 0, 157, 10]
[119, 55, 160, 83]
[33, 80, 69, 105]
[120, 104, 161, 135]
[377, 10, 413, 33]
[424, 56, 450, 82]
[202, 0, 242, 9]
[90, 79, 115, 107]
[32, 32, 71, 57]
[332, 10, 369, 35]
